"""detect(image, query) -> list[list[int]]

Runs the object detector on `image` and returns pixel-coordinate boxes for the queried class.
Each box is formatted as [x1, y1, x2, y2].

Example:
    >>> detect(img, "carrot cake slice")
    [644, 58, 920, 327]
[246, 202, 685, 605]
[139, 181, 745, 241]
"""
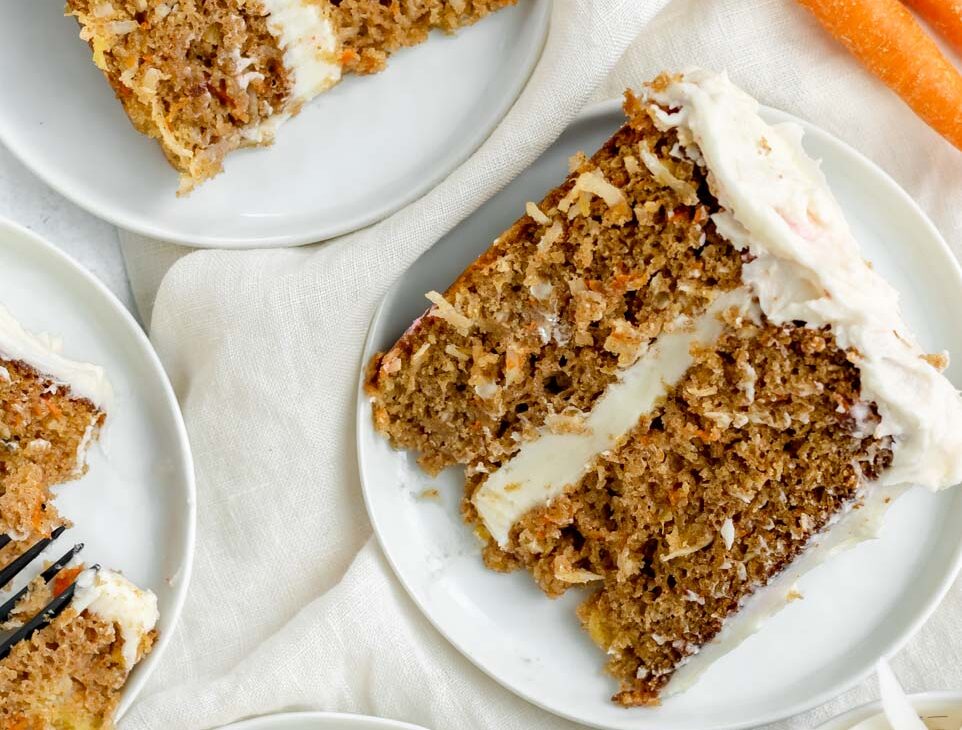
[0, 305, 111, 554]
[366, 69, 962, 705]
[0, 304, 159, 727]
[0, 566, 159, 729]
[65, 0, 515, 193]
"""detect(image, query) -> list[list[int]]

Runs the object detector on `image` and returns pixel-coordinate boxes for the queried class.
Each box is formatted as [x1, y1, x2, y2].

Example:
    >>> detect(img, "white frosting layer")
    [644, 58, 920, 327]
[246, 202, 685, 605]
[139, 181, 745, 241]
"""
[473, 288, 754, 546]
[0, 305, 112, 410]
[72, 568, 158, 670]
[645, 69, 962, 491]
[260, 0, 341, 110]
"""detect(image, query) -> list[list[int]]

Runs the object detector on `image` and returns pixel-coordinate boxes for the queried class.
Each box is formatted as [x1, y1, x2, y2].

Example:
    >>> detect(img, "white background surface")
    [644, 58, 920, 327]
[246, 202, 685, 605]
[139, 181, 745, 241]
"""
[0, 144, 135, 317]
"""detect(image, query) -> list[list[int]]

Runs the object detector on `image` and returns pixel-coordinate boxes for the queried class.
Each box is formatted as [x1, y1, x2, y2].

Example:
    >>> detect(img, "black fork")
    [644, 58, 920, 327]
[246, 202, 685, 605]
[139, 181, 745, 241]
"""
[0, 528, 91, 661]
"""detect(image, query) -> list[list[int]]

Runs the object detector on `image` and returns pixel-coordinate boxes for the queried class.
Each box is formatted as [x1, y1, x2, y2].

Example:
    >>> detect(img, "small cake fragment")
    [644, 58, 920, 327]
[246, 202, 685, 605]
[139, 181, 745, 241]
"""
[0, 567, 159, 729]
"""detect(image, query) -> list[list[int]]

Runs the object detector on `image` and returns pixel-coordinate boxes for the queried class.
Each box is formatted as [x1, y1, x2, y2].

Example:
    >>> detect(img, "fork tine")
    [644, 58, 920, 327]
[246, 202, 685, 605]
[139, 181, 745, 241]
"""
[0, 567, 89, 662]
[0, 535, 10, 550]
[0, 525, 67, 589]
[0, 543, 84, 623]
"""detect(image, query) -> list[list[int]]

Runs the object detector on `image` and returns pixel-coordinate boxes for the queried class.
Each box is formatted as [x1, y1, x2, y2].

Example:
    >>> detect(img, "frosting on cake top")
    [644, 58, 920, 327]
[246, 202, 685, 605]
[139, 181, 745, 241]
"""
[645, 68, 962, 492]
[0, 305, 113, 411]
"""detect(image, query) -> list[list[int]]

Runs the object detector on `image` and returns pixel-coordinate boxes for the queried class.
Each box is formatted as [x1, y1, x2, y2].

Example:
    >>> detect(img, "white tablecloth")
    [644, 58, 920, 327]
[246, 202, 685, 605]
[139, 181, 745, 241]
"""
[118, 1, 962, 728]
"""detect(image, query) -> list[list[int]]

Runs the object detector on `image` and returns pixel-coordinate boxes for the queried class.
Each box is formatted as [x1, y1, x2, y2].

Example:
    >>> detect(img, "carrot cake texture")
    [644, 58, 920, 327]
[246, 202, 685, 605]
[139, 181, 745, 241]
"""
[0, 305, 159, 728]
[0, 305, 111, 555]
[0, 567, 159, 730]
[365, 69, 962, 705]
[65, 0, 516, 193]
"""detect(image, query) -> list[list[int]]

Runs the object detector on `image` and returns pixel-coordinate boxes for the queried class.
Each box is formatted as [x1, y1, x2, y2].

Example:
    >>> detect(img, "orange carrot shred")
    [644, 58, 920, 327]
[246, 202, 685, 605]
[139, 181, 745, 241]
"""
[52, 566, 84, 597]
[797, 0, 962, 151]
[903, 0, 962, 55]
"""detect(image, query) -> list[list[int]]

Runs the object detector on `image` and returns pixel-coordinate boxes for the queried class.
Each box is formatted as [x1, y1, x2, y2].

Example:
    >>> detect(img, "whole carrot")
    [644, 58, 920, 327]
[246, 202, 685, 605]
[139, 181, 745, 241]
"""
[903, 0, 962, 56]
[797, 0, 962, 151]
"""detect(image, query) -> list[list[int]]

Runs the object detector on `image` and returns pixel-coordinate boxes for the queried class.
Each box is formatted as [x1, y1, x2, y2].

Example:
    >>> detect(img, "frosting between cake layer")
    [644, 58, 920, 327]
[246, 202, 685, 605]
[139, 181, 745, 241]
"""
[644, 68, 962, 492]
[473, 288, 756, 546]
[243, 0, 341, 143]
[0, 305, 112, 411]
[72, 568, 159, 671]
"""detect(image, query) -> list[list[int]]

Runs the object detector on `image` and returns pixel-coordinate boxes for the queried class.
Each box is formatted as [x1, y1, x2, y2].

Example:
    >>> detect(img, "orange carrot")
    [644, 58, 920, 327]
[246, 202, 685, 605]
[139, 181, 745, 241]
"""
[903, 0, 962, 55]
[52, 566, 84, 597]
[797, 0, 962, 151]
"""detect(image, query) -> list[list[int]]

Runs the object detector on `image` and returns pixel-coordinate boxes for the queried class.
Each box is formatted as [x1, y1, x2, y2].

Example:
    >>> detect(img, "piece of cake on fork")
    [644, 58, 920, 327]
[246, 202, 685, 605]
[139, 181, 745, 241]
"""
[366, 69, 962, 705]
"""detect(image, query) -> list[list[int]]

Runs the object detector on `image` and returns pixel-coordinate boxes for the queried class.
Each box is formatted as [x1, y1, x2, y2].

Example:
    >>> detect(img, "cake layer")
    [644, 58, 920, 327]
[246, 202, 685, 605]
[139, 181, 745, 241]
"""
[334, 0, 517, 74]
[367, 110, 743, 476]
[0, 568, 158, 729]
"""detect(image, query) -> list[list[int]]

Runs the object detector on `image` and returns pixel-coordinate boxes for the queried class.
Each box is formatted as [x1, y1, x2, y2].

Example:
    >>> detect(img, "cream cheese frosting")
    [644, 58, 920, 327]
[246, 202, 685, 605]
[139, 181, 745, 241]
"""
[0, 305, 112, 411]
[241, 0, 342, 143]
[72, 568, 159, 670]
[641, 67, 962, 694]
[644, 68, 962, 491]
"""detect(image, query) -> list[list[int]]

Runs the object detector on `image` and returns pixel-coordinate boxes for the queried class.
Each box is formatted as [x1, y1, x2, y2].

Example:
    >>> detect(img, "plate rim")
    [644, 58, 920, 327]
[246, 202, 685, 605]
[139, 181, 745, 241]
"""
[0, 2, 551, 249]
[813, 691, 962, 730]
[355, 97, 962, 729]
[216, 711, 429, 730]
[0, 215, 197, 717]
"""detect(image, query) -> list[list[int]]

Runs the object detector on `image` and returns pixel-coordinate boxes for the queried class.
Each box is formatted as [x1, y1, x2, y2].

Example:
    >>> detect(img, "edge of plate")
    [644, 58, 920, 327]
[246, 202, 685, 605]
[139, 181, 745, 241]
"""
[0, 216, 197, 717]
[355, 98, 962, 729]
[813, 691, 962, 730]
[216, 711, 430, 730]
[0, 1, 551, 249]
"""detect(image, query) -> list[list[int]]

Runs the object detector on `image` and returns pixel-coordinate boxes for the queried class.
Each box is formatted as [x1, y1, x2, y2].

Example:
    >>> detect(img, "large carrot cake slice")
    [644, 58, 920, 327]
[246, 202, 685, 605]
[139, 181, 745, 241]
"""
[65, 0, 516, 193]
[0, 305, 111, 552]
[366, 69, 962, 705]
[0, 305, 159, 727]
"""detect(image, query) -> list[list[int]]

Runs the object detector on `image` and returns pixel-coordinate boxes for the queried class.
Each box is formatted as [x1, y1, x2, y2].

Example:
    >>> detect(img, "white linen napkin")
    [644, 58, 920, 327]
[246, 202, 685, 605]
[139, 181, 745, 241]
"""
[118, 1, 962, 728]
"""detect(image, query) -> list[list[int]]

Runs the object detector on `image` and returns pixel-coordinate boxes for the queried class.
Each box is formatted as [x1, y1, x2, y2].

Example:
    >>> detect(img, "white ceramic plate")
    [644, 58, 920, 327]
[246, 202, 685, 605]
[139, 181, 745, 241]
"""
[0, 218, 195, 716]
[218, 711, 427, 730]
[816, 692, 962, 730]
[0, 1, 549, 248]
[356, 100, 962, 729]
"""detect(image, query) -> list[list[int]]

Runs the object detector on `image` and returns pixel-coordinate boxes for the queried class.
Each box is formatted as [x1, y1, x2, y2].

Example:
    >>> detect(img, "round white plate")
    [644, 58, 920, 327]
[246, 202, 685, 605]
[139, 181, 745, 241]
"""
[356, 100, 962, 729]
[0, 2, 549, 248]
[816, 692, 962, 730]
[218, 711, 427, 730]
[0, 218, 195, 716]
